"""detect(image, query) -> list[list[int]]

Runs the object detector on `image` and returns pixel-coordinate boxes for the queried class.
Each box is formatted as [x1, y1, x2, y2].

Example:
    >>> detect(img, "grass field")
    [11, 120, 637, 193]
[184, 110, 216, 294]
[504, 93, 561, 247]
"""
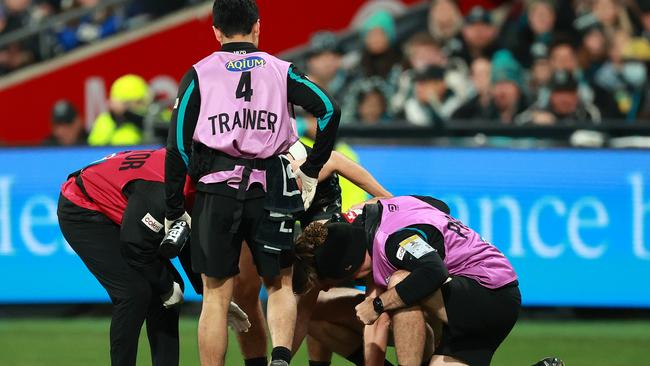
[0, 318, 648, 365]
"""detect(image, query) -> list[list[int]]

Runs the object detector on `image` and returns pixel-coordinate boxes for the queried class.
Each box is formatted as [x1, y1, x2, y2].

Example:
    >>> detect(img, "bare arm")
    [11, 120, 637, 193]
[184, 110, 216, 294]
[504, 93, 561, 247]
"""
[291, 284, 321, 353]
[291, 151, 391, 198]
[290, 157, 339, 184]
[378, 287, 406, 311]
[329, 152, 391, 198]
[349, 197, 384, 211]
[363, 277, 390, 365]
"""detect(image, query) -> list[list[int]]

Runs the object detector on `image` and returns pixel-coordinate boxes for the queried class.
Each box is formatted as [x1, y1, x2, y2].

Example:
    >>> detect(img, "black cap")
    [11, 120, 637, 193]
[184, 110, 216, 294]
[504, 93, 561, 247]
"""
[413, 65, 445, 81]
[306, 31, 341, 58]
[51, 100, 78, 124]
[549, 70, 578, 91]
[314, 223, 367, 280]
[465, 6, 492, 25]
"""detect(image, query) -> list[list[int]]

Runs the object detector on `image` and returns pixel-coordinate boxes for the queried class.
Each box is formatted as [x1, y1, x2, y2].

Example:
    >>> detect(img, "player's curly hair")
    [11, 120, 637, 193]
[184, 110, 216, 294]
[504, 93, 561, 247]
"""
[293, 222, 328, 294]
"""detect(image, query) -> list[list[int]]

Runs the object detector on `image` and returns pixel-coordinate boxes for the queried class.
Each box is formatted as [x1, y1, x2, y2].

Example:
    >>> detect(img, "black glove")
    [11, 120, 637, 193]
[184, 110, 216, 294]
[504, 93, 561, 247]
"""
[159, 220, 190, 259]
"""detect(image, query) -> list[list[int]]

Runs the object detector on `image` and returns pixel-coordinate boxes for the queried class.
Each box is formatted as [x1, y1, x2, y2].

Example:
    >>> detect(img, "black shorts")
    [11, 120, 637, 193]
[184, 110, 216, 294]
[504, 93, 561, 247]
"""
[191, 191, 292, 279]
[435, 276, 521, 366]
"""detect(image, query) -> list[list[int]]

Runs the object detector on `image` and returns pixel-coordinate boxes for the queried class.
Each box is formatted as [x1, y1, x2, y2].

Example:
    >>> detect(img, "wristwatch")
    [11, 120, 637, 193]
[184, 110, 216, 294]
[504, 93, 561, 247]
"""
[373, 297, 384, 314]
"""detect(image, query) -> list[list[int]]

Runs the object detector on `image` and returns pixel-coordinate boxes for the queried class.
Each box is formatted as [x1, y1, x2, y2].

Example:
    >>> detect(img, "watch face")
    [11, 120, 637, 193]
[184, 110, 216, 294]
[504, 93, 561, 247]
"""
[373, 297, 384, 313]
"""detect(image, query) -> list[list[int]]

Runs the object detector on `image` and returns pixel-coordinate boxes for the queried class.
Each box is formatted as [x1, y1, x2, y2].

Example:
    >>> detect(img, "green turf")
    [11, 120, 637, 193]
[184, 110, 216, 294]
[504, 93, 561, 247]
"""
[0, 318, 648, 365]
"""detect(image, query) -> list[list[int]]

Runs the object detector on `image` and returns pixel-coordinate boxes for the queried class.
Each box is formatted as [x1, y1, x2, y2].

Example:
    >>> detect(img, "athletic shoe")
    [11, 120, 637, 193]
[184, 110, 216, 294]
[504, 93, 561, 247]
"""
[532, 357, 565, 366]
[269, 361, 289, 366]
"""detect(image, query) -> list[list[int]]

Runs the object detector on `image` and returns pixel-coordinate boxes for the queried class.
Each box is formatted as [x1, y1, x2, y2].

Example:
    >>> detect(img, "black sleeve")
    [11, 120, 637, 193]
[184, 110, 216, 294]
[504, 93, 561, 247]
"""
[121, 181, 176, 295]
[165, 67, 200, 220]
[384, 225, 449, 307]
[287, 64, 341, 178]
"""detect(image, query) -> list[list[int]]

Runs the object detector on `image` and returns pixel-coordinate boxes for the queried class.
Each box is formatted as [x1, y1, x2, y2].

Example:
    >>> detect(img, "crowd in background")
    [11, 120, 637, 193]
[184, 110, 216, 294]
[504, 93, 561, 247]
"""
[6, 0, 650, 147]
[0, 0, 195, 75]
[301, 0, 650, 129]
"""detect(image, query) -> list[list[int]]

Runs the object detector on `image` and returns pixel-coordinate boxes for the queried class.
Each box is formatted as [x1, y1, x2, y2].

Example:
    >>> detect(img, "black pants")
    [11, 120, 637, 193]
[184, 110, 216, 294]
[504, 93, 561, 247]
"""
[57, 196, 181, 366]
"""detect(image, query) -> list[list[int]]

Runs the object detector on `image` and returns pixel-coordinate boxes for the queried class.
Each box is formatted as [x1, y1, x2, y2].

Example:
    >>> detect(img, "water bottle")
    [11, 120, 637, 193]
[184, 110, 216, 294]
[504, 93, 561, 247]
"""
[159, 220, 190, 259]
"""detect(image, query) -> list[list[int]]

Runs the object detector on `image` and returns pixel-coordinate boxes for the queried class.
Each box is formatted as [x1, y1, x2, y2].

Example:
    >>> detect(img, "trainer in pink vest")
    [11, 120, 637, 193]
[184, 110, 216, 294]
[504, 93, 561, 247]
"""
[192, 51, 298, 189]
[372, 196, 518, 290]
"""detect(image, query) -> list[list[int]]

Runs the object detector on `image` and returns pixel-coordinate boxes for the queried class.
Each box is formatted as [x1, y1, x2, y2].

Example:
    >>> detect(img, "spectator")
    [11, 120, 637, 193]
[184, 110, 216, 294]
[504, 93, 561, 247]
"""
[516, 70, 601, 125]
[575, 14, 609, 82]
[594, 32, 649, 121]
[453, 50, 527, 124]
[357, 10, 401, 80]
[0, 0, 191, 76]
[529, 50, 553, 101]
[490, 51, 528, 124]
[548, 35, 580, 72]
[391, 32, 470, 116]
[428, 0, 463, 47]
[341, 78, 392, 125]
[357, 88, 390, 126]
[470, 57, 492, 109]
[304, 31, 351, 102]
[88, 74, 149, 146]
[403, 65, 463, 127]
[591, 0, 634, 38]
[452, 57, 492, 120]
[43, 100, 87, 146]
[541, 35, 620, 118]
[56, 0, 122, 52]
[511, 0, 557, 68]
[448, 6, 500, 66]
[0, 0, 40, 74]
[343, 11, 401, 123]
[403, 32, 448, 72]
[3, 0, 33, 32]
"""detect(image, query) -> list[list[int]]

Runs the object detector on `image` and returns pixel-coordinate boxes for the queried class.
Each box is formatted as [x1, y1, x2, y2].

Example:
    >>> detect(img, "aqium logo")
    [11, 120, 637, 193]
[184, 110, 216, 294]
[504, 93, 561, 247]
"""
[225, 56, 266, 72]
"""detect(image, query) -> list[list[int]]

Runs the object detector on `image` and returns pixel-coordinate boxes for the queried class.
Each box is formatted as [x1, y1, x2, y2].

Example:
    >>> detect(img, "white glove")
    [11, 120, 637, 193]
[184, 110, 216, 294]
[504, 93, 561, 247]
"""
[164, 211, 191, 234]
[227, 301, 251, 332]
[162, 282, 184, 309]
[296, 168, 318, 211]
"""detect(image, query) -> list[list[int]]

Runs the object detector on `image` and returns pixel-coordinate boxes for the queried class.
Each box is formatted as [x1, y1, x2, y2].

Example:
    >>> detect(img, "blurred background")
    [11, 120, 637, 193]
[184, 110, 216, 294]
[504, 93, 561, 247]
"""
[0, 0, 649, 365]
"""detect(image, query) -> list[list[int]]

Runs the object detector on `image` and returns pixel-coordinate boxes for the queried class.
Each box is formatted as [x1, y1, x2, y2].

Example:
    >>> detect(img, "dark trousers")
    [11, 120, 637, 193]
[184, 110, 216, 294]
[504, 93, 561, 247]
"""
[58, 197, 180, 366]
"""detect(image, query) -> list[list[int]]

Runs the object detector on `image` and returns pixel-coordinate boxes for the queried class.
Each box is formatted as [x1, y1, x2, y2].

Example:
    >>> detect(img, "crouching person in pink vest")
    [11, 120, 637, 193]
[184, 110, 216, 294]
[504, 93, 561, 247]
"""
[294, 195, 522, 366]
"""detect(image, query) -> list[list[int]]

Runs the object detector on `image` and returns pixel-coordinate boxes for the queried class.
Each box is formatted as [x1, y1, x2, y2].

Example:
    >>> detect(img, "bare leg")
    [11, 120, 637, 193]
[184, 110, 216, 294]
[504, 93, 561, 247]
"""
[308, 320, 362, 359]
[388, 271, 427, 366]
[306, 333, 333, 363]
[234, 244, 267, 360]
[308, 288, 364, 359]
[424, 319, 440, 360]
[264, 267, 297, 353]
[421, 289, 448, 324]
[198, 274, 234, 366]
